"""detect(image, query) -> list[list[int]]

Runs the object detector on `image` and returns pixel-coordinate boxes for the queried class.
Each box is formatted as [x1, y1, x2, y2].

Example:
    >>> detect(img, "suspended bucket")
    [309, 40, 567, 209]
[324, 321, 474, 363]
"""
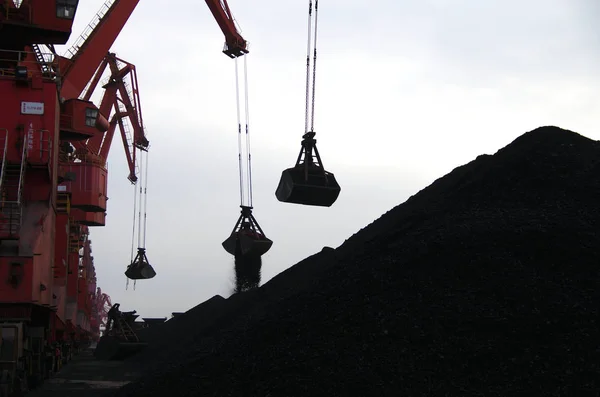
[276, 166, 340, 207]
[222, 233, 238, 256]
[125, 248, 156, 280]
[239, 231, 273, 256]
[222, 206, 273, 257]
[276, 131, 341, 207]
[223, 231, 273, 257]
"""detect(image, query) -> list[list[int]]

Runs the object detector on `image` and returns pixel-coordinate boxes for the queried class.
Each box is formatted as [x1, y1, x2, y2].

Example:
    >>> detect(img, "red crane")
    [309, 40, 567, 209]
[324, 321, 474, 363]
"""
[76, 52, 155, 283]
[205, 0, 249, 58]
[57, 0, 141, 100]
[90, 287, 112, 339]
[0, 1, 98, 391]
[210, 1, 273, 260]
[0, 0, 268, 392]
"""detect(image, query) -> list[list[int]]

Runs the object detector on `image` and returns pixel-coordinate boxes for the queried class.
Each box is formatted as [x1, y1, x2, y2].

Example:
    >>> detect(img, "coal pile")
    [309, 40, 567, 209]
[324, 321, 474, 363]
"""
[117, 126, 600, 396]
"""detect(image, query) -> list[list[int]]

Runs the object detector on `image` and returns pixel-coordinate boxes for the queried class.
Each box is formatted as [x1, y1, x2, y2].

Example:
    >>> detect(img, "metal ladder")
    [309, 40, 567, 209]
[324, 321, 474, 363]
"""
[56, 193, 70, 214]
[0, 129, 9, 196]
[64, 0, 117, 59]
[32, 44, 50, 74]
[114, 315, 139, 342]
[0, 134, 28, 237]
[119, 110, 139, 177]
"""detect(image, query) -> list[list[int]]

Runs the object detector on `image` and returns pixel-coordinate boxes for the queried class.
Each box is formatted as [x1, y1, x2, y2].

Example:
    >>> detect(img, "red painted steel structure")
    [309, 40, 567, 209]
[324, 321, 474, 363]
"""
[0, 0, 253, 391]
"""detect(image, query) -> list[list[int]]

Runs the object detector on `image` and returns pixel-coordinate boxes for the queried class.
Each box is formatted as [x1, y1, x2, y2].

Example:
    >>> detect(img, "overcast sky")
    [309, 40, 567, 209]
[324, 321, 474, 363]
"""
[56, 0, 600, 319]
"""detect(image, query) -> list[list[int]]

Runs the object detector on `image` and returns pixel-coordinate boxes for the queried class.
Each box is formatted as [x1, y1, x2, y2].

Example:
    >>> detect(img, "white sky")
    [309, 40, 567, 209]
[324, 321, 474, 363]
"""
[56, 0, 600, 319]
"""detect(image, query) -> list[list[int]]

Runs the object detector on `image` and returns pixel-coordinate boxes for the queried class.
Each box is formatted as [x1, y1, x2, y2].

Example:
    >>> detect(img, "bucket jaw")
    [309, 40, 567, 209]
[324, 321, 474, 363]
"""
[125, 248, 156, 280]
[222, 206, 273, 257]
[275, 131, 340, 207]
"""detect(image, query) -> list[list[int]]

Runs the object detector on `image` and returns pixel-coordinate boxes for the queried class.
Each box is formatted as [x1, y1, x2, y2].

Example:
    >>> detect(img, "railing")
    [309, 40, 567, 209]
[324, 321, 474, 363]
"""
[0, 202, 21, 237]
[4, 0, 27, 21]
[64, 0, 117, 59]
[26, 128, 51, 159]
[0, 48, 56, 78]
[17, 133, 27, 205]
[0, 129, 26, 237]
[124, 68, 148, 150]
[0, 129, 8, 197]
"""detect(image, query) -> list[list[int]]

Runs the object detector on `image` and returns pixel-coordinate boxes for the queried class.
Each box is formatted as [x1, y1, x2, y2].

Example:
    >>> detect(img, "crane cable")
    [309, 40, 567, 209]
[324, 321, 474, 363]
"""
[235, 59, 244, 206]
[142, 151, 150, 249]
[127, 148, 150, 290]
[304, 0, 312, 135]
[244, 56, 253, 208]
[234, 55, 253, 207]
[127, 153, 138, 291]
[310, 0, 319, 133]
[304, 0, 319, 135]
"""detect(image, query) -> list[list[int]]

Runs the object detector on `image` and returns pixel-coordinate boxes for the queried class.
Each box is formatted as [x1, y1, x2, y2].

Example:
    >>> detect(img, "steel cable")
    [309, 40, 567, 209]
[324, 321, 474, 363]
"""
[310, 0, 319, 132]
[304, 0, 313, 135]
[142, 150, 149, 248]
[235, 58, 245, 206]
[244, 55, 253, 207]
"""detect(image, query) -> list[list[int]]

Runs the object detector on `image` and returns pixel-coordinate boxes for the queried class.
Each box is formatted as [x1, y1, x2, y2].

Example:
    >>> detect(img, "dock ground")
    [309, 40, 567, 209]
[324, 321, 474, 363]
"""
[26, 345, 138, 397]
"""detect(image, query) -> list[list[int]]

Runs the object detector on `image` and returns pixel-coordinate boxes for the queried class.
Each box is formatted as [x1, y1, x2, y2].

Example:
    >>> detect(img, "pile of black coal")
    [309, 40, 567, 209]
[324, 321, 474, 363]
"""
[116, 126, 600, 396]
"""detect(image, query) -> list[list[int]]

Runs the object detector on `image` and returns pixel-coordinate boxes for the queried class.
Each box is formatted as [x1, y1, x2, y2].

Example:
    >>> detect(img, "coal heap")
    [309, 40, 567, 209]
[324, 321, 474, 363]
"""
[117, 126, 600, 396]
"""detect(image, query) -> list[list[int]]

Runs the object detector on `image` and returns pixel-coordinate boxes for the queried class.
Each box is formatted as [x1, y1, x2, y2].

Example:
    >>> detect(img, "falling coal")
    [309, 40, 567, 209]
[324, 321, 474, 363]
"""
[233, 254, 262, 294]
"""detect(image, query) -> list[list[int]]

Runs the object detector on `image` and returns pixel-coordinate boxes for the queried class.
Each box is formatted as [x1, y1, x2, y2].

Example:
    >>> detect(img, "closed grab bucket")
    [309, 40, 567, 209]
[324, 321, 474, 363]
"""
[125, 248, 156, 280]
[222, 230, 273, 257]
[276, 166, 341, 207]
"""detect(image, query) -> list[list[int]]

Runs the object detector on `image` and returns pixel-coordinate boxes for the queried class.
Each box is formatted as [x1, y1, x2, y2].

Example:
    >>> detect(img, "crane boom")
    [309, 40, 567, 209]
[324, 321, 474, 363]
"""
[59, 0, 140, 100]
[205, 0, 248, 58]
[59, 0, 247, 100]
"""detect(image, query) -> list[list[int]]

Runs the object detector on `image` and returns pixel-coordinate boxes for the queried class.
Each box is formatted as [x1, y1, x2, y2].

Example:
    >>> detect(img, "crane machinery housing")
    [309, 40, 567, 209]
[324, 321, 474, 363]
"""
[0, 0, 265, 393]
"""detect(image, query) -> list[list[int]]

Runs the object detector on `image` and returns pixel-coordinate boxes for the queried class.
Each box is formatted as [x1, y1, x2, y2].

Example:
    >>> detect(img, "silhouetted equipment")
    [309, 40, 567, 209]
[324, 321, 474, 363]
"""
[223, 206, 273, 257]
[276, 0, 340, 207]
[125, 248, 156, 280]
[219, 11, 272, 258]
[95, 303, 147, 360]
[276, 131, 340, 207]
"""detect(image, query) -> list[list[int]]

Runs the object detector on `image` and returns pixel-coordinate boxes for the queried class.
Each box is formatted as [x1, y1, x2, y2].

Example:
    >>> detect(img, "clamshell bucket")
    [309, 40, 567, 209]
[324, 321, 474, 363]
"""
[222, 206, 273, 257]
[125, 248, 156, 280]
[276, 166, 340, 207]
[276, 131, 340, 207]
[239, 231, 273, 256]
[223, 230, 273, 257]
